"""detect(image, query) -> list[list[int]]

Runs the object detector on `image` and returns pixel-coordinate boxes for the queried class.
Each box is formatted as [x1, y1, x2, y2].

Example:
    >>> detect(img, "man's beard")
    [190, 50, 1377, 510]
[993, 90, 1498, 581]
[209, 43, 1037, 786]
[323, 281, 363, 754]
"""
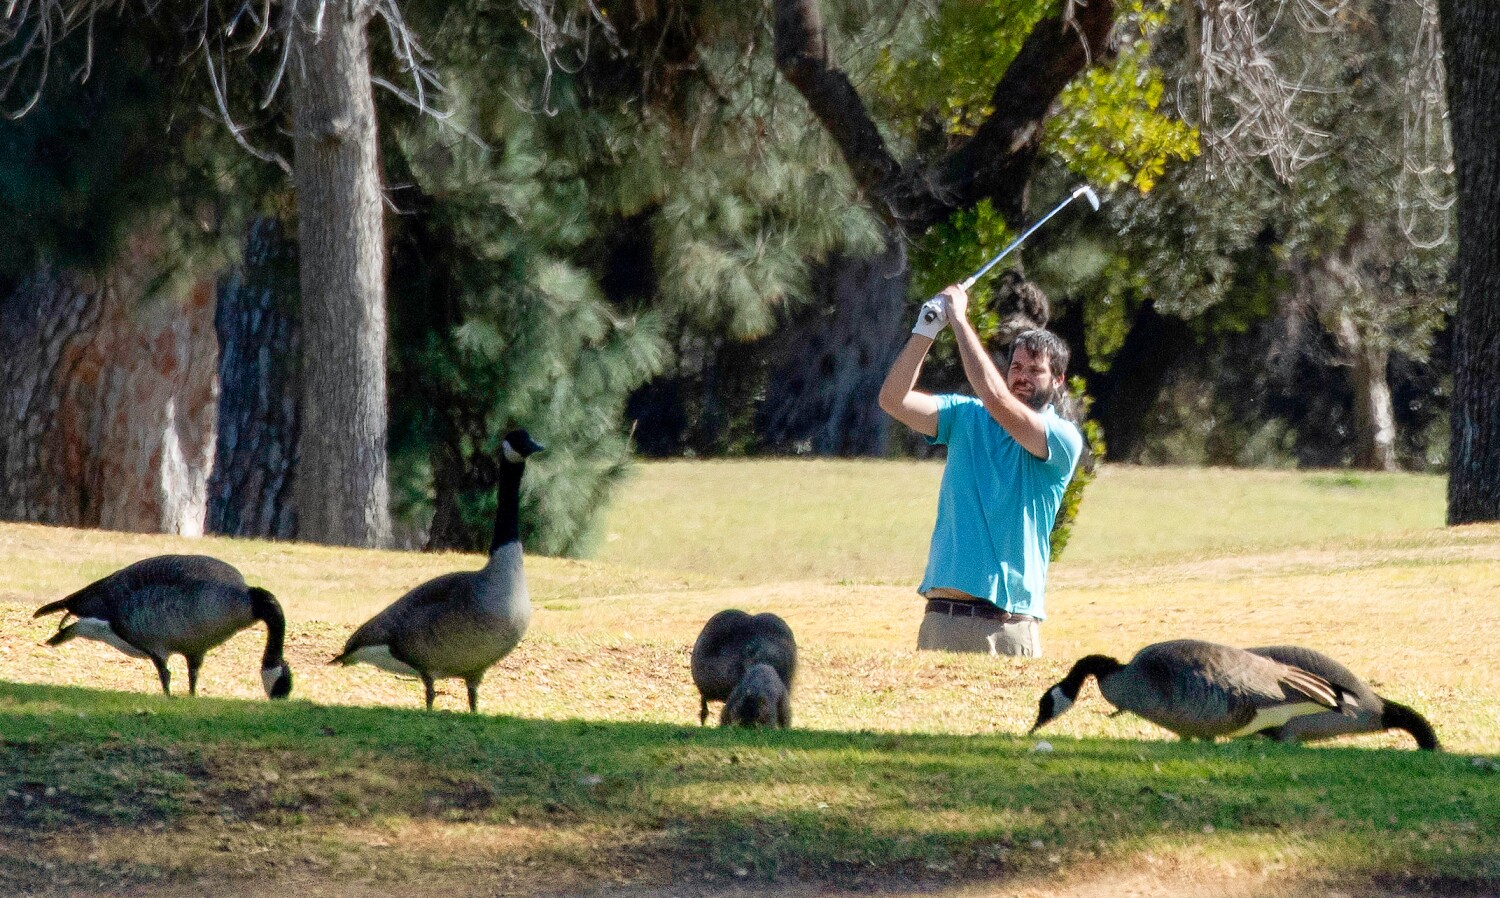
[1015, 383, 1056, 411]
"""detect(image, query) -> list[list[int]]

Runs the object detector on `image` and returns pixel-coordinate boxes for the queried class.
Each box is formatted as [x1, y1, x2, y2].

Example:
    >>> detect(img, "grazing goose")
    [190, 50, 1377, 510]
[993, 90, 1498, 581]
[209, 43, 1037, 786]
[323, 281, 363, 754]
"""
[33, 554, 292, 699]
[1247, 645, 1439, 750]
[1030, 639, 1358, 742]
[332, 428, 543, 712]
[690, 609, 797, 725]
[721, 662, 791, 729]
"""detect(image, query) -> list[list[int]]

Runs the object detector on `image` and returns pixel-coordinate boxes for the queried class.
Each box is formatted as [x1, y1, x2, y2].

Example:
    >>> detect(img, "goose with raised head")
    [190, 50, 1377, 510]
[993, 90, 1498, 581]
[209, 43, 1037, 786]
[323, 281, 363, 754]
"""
[33, 554, 292, 699]
[332, 429, 543, 712]
[690, 610, 797, 725]
[1247, 645, 1439, 750]
[1031, 639, 1359, 741]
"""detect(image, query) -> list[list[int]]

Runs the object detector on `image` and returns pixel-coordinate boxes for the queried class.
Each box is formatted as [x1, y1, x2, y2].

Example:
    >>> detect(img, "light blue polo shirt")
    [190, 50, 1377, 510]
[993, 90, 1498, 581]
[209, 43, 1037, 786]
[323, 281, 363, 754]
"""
[917, 394, 1083, 619]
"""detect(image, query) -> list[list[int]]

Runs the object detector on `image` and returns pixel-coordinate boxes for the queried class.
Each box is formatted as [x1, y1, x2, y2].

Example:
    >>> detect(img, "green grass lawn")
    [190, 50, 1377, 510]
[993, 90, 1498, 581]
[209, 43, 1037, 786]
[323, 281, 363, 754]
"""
[0, 462, 1495, 898]
[595, 462, 1448, 580]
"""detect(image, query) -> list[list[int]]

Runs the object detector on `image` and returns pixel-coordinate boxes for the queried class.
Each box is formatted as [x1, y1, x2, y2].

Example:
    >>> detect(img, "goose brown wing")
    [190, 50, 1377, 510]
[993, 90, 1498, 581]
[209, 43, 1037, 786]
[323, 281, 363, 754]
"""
[1272, 663, 1344, 710]
[339, 571, 475, 653]
[1248, 645, 1380, 709]
[1191, 644, 1347, 711]
[35, 554, 245, 621]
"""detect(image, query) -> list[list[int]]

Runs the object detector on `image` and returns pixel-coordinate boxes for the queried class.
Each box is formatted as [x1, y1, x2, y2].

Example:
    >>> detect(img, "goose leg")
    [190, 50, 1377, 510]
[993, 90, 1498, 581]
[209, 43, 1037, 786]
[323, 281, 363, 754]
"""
[151, 656, 172, 697]
[699, 699, 709, 726]
[186, 653, 205, 696]
[422, 674, 436, 710]
[465, 678, 481, 714]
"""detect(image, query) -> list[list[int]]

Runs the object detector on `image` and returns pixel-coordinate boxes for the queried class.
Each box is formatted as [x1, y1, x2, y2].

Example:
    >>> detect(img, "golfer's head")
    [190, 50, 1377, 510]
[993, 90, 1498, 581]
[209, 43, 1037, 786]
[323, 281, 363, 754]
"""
[1006, 329, 1069, 410]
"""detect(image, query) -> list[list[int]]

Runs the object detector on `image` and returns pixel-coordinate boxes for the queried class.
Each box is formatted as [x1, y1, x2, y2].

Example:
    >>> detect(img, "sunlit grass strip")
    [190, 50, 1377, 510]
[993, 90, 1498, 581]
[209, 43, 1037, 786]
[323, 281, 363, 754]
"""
[2, 681, 1495, 890]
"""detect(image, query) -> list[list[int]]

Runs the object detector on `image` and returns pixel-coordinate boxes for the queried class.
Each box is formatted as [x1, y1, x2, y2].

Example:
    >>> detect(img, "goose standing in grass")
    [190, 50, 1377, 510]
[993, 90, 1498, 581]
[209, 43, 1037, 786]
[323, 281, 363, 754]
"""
[1247, 645, 1440, 750]
[690, 609, 797, 725]
[721, 662, 791, 728]
[332, 429, 543, 712]
[33, 555, 292, 699]
[1030, 639, 1359, 742]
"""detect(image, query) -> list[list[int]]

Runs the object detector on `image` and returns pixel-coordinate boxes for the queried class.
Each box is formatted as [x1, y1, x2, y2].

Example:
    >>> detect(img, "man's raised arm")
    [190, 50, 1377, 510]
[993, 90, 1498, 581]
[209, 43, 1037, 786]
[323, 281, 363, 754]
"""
[878, 298, 947, 438]
[942, 285, 1050, 458]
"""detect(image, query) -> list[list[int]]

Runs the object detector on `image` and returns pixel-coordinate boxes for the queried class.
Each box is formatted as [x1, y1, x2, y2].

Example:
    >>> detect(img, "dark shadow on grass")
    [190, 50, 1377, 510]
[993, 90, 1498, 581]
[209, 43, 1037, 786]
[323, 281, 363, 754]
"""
[1, 680, 1497, 894]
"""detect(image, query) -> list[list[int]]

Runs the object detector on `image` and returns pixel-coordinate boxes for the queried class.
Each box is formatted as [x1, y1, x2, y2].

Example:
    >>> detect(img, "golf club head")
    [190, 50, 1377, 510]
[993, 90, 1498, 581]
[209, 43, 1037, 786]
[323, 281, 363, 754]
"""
[1075, 184, 1101, 211]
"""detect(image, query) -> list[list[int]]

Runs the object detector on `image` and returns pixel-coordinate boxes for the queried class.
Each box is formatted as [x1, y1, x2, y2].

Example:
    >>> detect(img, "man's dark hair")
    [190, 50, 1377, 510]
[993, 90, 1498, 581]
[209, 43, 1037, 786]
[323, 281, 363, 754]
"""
[1009, 328, 1070, 381]
[1006, 278, 1051, 329]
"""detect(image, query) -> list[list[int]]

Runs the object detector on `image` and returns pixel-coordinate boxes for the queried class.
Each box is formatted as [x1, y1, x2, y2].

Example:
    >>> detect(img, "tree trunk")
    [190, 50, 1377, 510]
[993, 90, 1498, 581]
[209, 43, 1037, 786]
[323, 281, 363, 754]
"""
[208, 219, 302, 539]
[1439, 0, 1500, 523]
[1333, 310, 1399, 471]
[289, 2, 393, 547]
[0, 266, 218, 535]
[758, 236, 909, 455]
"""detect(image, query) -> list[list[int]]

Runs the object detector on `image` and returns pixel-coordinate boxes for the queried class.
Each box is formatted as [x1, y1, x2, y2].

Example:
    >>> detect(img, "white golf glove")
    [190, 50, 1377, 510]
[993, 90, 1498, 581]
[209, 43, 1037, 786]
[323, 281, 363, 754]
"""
[912, 297, 948, 340]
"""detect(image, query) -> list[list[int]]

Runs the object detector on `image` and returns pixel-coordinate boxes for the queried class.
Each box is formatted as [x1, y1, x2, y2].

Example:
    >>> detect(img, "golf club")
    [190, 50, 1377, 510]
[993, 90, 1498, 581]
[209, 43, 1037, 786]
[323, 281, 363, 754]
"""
[958, 184, 1102, 291]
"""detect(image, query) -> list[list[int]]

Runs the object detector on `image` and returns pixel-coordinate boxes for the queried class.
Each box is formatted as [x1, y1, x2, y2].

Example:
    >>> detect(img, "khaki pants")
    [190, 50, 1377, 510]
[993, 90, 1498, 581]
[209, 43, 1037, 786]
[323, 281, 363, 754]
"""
[917, 611, 1042, 657]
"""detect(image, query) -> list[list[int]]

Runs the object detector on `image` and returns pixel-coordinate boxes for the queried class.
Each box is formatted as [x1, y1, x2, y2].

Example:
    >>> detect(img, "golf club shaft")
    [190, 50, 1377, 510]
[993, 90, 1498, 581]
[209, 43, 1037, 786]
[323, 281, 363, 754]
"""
[958, 185, 1099, 291]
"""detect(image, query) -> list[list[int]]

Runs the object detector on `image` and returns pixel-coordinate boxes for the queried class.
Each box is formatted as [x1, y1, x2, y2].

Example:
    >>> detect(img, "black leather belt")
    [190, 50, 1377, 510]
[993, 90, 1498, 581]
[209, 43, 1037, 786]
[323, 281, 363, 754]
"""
[924, 599, 1039, 624]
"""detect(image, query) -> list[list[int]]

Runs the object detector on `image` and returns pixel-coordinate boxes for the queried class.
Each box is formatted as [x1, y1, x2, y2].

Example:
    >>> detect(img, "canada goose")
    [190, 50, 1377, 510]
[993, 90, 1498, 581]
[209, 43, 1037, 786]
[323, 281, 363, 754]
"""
[33, 554, 292, 699]
[332, 429, 543, 712]
[1247, 645, 1439, 750]
[1031, 639, 1358, 741]
[721, 662, 791, 729]
[690, 609, 797, 725]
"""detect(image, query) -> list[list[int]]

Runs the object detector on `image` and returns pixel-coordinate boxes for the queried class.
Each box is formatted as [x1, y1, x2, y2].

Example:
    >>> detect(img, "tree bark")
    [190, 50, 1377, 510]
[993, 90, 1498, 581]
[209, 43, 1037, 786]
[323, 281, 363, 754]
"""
[0, 265, 218, 535]
[774, 0, 1116, 231]
[1333, 310, 1399, 471]
[289, 2, 393, 547]
[1438, 0, 1500, 523]
[208, 218, 302, 539]
[758, 236, 909, 455]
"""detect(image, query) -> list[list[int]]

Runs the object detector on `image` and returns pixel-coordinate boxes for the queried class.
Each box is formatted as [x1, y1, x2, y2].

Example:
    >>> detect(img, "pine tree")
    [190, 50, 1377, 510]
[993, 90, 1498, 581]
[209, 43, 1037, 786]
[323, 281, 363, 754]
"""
[380, 0, 877, 551]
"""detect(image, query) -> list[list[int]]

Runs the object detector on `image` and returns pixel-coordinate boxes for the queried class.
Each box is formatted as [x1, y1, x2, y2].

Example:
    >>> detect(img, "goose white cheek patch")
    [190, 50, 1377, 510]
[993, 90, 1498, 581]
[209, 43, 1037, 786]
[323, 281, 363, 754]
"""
[501, 440, 523, 463]
[1049, 686, 1074, 717]
[262, 665, 288, 695]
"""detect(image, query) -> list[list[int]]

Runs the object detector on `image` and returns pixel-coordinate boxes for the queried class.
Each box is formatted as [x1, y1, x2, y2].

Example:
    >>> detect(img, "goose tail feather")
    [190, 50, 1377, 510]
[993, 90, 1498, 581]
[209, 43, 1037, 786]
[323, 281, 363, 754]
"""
[33, 598, 71, 619]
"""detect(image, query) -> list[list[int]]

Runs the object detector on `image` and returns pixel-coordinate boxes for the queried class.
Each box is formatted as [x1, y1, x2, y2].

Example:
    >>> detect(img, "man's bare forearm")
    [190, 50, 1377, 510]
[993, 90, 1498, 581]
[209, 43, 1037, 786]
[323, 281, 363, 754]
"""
[880, 335, 932, 406]
[951, 316, 1010, 406]
[950, 313, 1049, 456]
[879, 335, 940, 436]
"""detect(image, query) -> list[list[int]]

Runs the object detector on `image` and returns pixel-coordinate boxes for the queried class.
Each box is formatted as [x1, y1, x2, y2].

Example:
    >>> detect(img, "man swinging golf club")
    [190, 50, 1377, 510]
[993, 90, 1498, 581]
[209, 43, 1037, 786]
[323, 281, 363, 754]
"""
[877, 186, 1095, 657]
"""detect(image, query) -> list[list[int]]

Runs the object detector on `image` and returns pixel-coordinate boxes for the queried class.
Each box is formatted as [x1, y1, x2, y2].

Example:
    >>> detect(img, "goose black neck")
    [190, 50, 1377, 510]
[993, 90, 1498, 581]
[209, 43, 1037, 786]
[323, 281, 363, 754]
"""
[249, 588, 286, 669]
[1381, 699, 1440, 751]
[489, 458, 525, 555]
[1066, 655, 1124, 693]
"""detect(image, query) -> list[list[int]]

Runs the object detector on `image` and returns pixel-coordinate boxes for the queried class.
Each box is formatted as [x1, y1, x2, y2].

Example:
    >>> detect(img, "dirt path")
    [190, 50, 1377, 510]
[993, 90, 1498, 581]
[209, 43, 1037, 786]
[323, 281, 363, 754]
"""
[14, 851, 1500, 898]
[18, 864, 1490, 898]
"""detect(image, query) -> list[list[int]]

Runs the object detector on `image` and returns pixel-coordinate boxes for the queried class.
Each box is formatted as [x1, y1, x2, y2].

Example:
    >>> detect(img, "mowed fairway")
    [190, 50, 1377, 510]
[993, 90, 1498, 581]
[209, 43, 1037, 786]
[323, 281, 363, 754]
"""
[1, 463, 1497, 898]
